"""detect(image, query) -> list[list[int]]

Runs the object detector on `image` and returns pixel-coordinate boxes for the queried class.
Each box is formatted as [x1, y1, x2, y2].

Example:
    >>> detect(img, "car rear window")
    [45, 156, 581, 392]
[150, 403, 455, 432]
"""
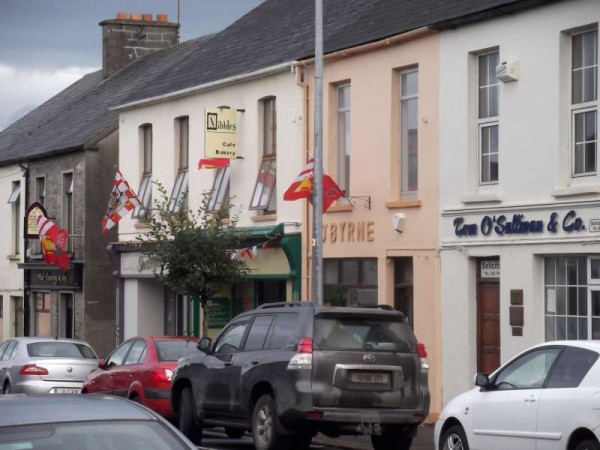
[27, 342, 96, 359]
[155, 340, 196, 361]
[315, 316, 416, 352]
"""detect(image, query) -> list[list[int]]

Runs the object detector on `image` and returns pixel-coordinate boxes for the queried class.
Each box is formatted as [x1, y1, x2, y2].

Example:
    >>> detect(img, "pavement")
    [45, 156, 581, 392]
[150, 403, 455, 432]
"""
[312, 424, 434, 449]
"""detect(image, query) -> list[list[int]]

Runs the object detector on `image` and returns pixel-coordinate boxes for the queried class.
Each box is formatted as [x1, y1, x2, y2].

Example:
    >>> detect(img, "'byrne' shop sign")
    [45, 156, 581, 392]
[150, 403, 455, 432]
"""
[323, 221, 375, 243]
[204, 107, 237, 159]
[453, 209, 587, 237]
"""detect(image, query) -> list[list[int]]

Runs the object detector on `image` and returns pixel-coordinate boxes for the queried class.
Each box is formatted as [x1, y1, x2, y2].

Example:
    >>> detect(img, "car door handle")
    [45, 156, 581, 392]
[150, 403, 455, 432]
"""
[251, 361, 260, 366]
[224, 362, 233, 367]
[524, 396, 537, 404]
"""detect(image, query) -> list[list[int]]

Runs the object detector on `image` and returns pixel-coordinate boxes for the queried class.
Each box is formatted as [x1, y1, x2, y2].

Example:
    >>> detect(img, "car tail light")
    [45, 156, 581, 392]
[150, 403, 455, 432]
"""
[287, 337, 313, 370]
[306, 411, 323, 420]
[417, 342, 430, 372]
[150, 368, 173, 386]
[19, 364, 49, 376]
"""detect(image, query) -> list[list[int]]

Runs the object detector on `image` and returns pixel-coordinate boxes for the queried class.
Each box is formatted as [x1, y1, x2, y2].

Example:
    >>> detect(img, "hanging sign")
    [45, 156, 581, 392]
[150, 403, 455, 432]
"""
[25, 202, 47, 238]
[204, 107, 237, 159]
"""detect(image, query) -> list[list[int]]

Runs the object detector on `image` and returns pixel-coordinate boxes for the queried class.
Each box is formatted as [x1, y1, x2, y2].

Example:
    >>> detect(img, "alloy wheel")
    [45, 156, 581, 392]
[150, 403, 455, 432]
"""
[255, 404, 273, 445]
[445, 433, 465, 450]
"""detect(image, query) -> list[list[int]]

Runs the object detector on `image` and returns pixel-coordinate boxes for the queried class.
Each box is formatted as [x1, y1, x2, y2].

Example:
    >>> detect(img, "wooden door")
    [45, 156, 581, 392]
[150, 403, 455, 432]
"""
[478, 283, 500, 374]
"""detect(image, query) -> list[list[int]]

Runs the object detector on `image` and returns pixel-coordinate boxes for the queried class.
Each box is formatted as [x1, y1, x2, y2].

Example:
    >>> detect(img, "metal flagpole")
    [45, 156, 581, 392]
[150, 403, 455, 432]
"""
[311, 0, 324, 306]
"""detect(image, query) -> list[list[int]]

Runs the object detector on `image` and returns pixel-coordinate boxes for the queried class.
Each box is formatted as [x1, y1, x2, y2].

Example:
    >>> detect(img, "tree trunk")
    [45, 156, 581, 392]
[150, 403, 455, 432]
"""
[200, 296, 209, 338]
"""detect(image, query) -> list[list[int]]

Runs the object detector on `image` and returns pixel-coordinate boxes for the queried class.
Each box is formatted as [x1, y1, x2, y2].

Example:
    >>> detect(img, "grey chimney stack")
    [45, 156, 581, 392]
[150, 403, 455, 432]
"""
[100, 12, 179, 78]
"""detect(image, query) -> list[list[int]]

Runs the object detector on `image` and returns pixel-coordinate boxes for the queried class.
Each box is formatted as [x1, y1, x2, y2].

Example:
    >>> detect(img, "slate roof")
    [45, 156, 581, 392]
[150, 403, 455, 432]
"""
[0, 0, 557, 165]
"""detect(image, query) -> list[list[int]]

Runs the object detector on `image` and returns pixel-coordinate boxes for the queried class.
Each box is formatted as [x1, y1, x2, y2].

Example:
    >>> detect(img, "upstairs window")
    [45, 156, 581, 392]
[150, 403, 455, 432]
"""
[36, 177, 45, 206]
[8, 181, 20, 256]
[133, 124, 153, 218]
[478, 51, 500, 185]
[572, 30, 598, 176]
[336, 84, 351, 194]
[400, 69, 419, 197]
[208, 166, 231, 214]
[250, 97, 277, 213]
[169, 117, 189, 212]
[62, 173, 73, 252]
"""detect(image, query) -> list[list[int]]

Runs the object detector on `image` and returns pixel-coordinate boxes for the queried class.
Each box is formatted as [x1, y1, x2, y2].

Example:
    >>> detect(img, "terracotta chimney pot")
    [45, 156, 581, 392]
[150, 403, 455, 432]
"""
[156, 14, 168, 23]
[142, 13, 153, 22]
[116, 12, 128, 20]
[129, 13, 142, 21]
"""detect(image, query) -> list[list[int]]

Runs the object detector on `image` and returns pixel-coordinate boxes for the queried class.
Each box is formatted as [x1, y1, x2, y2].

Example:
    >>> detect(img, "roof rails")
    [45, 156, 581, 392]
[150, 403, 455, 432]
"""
[256, 302, 309, 310]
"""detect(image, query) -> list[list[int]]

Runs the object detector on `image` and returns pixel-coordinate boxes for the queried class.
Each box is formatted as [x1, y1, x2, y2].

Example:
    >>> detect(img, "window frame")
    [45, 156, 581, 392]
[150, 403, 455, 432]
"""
[250, 98, 277, 213]
[571, 29, 598, 178]
[336, 83, 351, 195]
[169, 117, 190, 213]
[62, 172, 74, 252]
[400, 68, 419, 198]
[133, 124, 153, 218]
[477, 51, 500, 186]
[8, 181, 20, 256]
[492, 347, 562, 391]
[208, 166, 231, 213]
[323, 258, 378, 307]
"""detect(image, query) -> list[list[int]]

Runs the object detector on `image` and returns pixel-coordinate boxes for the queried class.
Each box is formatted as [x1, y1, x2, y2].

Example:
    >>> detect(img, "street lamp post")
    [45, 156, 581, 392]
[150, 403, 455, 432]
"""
[311, 0, 324, 306]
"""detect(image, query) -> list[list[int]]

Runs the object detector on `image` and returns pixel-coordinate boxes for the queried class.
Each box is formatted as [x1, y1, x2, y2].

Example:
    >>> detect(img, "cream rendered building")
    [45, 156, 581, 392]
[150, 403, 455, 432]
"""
[0, 165, 25, 341]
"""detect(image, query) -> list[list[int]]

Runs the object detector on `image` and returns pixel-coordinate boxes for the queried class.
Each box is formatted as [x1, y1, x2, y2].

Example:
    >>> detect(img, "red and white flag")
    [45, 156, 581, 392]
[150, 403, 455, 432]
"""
[102, 168, 141, 234]
[36, 214, 70, 271]
[197, 158, 230, 170]
[283, 159, 344, 212]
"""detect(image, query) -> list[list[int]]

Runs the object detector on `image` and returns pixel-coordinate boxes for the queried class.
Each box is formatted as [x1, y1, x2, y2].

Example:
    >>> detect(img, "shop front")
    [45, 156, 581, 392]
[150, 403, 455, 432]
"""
[110, 224, 301, 341]
[18, 262, 83, 340]
[441, 202, 600, 404]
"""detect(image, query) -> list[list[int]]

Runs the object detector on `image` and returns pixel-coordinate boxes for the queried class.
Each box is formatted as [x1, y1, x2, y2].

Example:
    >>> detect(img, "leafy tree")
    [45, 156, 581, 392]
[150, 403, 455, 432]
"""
[137, 183, 248, 337]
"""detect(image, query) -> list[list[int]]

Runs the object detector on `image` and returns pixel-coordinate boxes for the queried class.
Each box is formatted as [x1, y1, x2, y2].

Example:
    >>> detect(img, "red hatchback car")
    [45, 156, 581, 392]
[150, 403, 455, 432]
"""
[82, 336, 197, 419]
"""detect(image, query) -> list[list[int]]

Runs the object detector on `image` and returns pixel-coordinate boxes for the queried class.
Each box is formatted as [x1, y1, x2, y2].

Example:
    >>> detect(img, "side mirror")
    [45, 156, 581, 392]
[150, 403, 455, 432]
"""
[197, 337, 212, 353]
[98, 358, 105, 369]
[475, 373, 490, 388]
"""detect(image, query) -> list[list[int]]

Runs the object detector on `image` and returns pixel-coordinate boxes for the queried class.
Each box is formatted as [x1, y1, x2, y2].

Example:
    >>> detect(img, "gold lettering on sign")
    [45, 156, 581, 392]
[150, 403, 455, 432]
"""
[367, 221, 375, 241]
[348, 223, 355, 241]
[339, 222, 346, 242]
[357, 222, 365, 241]
[36, 272, 69, 285]
[322, 221, 375, 244]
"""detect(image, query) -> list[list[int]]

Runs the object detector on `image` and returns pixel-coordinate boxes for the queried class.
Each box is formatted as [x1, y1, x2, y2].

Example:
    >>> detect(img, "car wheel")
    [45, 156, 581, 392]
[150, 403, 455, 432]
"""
[225, 427, 245, 439]
[252, 394, 288, 450]
[441, 425, 469, 450]
[2, 382, 10, 394]
[178, 387, 202, 445]
[130, 394, 142, 404]
[371, 430, 413, 450]
[575, 440, 600, 450]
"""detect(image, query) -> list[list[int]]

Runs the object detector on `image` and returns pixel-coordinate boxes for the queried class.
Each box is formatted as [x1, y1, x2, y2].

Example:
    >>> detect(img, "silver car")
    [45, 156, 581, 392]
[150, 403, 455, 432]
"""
[0, 337, 99, 394]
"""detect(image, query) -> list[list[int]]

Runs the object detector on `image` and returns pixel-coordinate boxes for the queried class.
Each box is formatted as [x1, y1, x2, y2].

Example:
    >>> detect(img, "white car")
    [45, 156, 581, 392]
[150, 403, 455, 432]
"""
[435, 341, 600, 450]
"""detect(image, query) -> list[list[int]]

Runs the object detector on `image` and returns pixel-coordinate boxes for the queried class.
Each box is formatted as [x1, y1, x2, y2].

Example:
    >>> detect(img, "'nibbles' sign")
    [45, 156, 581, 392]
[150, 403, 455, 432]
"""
[204, 108, 237, 159]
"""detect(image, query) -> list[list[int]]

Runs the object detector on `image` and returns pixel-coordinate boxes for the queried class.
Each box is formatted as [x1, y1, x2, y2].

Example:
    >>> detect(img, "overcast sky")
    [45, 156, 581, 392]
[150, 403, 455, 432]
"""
[0, 0, 264, 131]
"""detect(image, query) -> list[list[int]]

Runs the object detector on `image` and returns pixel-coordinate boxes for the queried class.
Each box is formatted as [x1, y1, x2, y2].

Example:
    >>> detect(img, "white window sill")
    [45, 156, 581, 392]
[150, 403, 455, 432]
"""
[460, 193, 503, 204]
[552, 185, 600, 198]
[7, 254, 20, 261]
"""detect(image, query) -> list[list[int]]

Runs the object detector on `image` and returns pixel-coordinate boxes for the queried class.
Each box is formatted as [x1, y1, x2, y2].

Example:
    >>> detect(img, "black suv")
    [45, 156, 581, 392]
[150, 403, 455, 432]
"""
[171, 302, 430, 450]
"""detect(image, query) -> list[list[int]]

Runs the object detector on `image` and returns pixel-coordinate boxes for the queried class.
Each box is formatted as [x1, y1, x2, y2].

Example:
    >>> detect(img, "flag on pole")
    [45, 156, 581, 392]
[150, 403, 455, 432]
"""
[239, 247, 254, 261]
[197, 158, 230, 170]
[102, 168, 141, 234]
[283, 159, 344, 212]
[36, 214, 70, 271]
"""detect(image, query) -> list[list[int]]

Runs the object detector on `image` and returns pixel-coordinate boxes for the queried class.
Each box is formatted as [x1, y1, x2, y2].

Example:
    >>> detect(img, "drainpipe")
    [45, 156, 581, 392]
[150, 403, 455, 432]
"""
[295, 66, 311, 300]
[18, 162, 30, 336]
